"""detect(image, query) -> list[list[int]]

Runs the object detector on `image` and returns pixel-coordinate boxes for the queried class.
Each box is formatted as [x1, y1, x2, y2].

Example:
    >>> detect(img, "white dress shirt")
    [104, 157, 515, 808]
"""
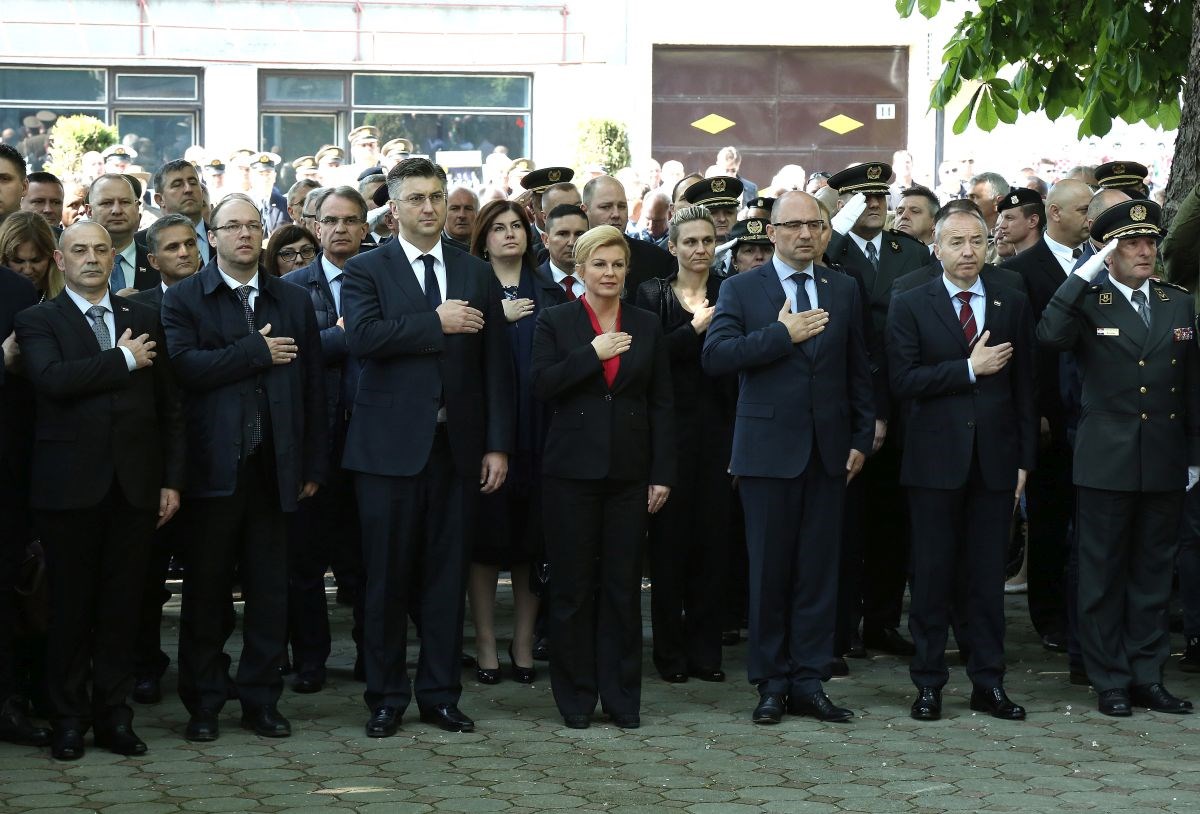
[218, 267, 260, 310]
[773, 254, 818, 312]
[943, 273, 986, 383]
[1043, 233, 1079, 274]
[321, 254, 345, 316]
[1107, 274, 1152, 313]
[397, 235, 446, 302]
[548, 260, 585, 299]
[848, 231, 883, 264]
[194, 219, 211, 264]
[64, 286, 137, 370]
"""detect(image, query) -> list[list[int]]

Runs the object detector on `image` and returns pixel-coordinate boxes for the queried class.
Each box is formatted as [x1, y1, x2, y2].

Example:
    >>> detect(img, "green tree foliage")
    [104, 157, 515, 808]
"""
[576, 119, 631, 173]
[897, 0, 1192, 138]
[44, 115, 118, 179]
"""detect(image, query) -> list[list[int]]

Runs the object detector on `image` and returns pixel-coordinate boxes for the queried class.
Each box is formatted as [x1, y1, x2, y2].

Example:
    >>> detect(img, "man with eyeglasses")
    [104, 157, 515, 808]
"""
[286, 179, 321, 233]
[161, 193, 327, 743]
[280, 186, 369, 694]
[341, 157, 514, 738]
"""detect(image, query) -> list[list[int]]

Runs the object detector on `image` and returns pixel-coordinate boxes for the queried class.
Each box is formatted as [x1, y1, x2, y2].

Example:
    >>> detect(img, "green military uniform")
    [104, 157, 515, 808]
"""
[1162, 182, 1200, 312]
[1037, 199, 1200, 705]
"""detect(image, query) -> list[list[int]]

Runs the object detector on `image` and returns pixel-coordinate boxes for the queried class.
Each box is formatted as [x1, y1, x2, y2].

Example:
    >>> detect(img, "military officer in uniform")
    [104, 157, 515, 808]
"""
[380, 138, 413, 172]
[1095, 161, 1151, 201]
[681, 177, 743, 276]
[1037, 199, 1199, 717]
[291, 156, 320, 184]
[348, 126, 382, 175]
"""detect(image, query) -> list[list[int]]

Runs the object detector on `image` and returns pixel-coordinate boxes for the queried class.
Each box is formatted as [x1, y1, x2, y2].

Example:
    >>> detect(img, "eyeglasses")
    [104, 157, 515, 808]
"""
[772, 219, 827, 232]
[318, 215, 365, 227]
[277, 246, 317, 262]
[397, 192, 447, 208]
[212, 221, 264, 234]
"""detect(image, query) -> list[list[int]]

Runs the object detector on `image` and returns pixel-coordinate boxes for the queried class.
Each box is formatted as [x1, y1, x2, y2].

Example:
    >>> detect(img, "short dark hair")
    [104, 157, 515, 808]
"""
[146, 213, 196, 254]
[385, 157, 446, 200]
[287, 179, 321, 207]
[545, 203, 588, 230]
[26, 171, 62, 190]
[318, 185, 368, 220]
[152, 158, 197, 194]
[208, 192, 259, 229]
[0, 144, 26, 180]
[1017, 201, 1047, 232]
[470, 200, 537, 270]
[899, 184, 940, 213]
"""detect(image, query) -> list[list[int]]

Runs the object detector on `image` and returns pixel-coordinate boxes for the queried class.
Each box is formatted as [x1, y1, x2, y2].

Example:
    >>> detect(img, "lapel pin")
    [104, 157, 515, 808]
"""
[1099, 292, 1113, 305]
[890, 241, 900, 252]
[992, 300, 1001, 307]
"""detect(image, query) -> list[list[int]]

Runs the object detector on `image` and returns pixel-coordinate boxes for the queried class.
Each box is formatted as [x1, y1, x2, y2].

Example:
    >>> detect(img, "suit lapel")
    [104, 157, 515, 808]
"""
[1142, 282, 1175, 354]
[444, 244, 468, 303]
[113, 297, 134, 339]
[384, 242, 429, 311]
[1098, 278, 1149, 348]
[1034, 239, 1066, 295]
[53, 293, 104, 351]
[754, 263, 787, 314]
[927, 278, 971, 354]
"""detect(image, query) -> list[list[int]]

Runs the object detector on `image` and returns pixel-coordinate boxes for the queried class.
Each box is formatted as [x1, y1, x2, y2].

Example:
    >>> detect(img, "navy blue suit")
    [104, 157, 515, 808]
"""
[702, 260, 874, 697]
[341, 237, 514, 715]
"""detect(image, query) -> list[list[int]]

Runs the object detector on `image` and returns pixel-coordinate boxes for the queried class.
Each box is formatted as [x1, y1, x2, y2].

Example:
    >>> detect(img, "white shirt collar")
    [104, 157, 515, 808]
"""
[64, 285, 114, 317]
[217, 266, 259, 293]
[772, 253, 814, 282]
[848, 230, 882, 258]
[320, 253, 344, 283]
[397, 235, 444, 270]
[1107, 274, 1152, 308]
[548, 260, 573, 283]
[1043, 233, 1079, 268]
[941, 272, 985, 300]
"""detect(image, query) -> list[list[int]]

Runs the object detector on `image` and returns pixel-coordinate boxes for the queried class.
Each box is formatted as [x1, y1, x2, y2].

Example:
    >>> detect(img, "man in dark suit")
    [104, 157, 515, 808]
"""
[86, 174, 158, 293]
[0, 263, 48, 748]
[162, 193, 326, 742]
[125, 214, 202, 705]
[1038, 200, 1200, 717]
[825, 163, 929, 658]
[1000, 178, 1093, 651]
[539, 204, 590, 301]
[702, 190, 875, 725]
[15, 221, 185, 759]
[281, 185, 370, 694]
[341, 158, 514, 738]
[582, 176, 674, 299]
[887, 209, 1036, 721]
[893, 199, 1026, 297]
[135, 160, 211, 267]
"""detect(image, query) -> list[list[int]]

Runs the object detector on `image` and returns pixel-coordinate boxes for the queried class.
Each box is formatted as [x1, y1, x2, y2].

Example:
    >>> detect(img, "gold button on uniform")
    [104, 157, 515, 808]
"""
[1139, 360, 1146, 367]
[1141, 413, 1149, 420]
[1140, 386, 1148, 394]
[1171, 413, 1177, 419]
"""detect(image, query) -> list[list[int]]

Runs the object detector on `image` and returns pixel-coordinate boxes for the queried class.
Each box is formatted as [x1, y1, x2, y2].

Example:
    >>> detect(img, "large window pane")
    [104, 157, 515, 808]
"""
[353, 75, 529, 109]
[115, 112, 196, 172]
[353, 111, 529, 158]
[116, 74, 198, 101]
[0, 106, 107, 171]
[0, 67, 105, 103]
[261, 113, 338, 161]
[265, 75, 344, 104]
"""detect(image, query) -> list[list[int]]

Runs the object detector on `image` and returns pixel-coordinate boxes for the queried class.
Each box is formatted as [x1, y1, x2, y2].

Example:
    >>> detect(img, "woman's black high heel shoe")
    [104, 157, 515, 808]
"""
[509, 644, 537, 683]
[475, 657, 501, 685]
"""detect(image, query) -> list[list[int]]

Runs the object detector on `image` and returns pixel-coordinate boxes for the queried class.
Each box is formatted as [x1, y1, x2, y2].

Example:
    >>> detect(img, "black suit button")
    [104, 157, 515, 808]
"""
[966, 421, 975, 429]
[973, 388, 980, 395]
[255, 386, 265, 395]
[604, 394, 613, 402]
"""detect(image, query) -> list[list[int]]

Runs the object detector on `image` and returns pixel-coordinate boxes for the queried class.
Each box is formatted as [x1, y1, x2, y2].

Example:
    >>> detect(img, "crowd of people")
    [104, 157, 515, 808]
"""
[0, 130, 1198, 764]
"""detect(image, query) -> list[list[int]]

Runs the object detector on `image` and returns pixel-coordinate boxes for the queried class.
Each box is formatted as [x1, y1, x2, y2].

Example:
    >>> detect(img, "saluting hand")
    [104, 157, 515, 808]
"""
[438, 299, 485, 334]
[258, 323, 297, 365]
[969, 330, 1012, 376]
[777, 300, 828, 344]
[117, 328, 156, 368]
[592, 331, 632, 361]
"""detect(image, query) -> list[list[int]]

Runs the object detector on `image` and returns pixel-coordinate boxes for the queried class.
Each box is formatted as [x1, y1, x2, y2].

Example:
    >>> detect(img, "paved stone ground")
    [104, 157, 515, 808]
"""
[2, 581, 1199, 814]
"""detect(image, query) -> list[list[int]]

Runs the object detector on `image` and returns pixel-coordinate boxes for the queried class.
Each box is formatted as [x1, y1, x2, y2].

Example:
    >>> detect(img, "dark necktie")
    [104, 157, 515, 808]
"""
[420, 254, 441, 310]
[1131, 289, 1151, 328]
[865, 241, 879, 272]
[112, 255, 128, 291]
[86, 305, 112, 350]
[1072, 246, 1083, 259]
[561, 274, 578, 301]
[957, 291, 978, 346]
[235, 285, 263, 453]
[789, 272, 813, 312]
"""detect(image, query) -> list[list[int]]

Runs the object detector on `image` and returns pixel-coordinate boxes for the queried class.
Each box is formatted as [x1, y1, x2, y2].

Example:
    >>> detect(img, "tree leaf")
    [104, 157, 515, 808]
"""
[975, 89, 1000, 130]
[895, 0, 918, 16]
[917, 0, 942, 17]
[952, 87, 982, 134]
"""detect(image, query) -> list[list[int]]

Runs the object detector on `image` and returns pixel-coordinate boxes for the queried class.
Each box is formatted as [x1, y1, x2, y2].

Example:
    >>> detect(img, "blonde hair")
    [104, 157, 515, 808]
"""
[0, 210, 62, 296]
[573, 225, 629, 269]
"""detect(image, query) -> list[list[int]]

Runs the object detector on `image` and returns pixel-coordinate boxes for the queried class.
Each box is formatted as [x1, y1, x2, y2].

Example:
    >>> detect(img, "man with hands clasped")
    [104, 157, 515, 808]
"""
[702, 191, 874, 725]
[886, 209, 1036, 722]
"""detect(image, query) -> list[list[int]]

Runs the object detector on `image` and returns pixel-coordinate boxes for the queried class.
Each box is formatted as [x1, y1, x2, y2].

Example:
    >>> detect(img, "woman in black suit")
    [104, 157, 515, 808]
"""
[531, 224, 675, 730]
[635, 206, 736, 684]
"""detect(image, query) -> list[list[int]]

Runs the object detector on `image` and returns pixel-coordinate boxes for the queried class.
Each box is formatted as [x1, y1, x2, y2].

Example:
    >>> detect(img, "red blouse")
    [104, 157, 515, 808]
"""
[580, 295, 621, 388]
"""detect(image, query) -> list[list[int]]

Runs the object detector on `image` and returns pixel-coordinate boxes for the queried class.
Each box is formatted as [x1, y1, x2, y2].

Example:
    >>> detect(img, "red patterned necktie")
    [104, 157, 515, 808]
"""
[956, 291, 977, 346]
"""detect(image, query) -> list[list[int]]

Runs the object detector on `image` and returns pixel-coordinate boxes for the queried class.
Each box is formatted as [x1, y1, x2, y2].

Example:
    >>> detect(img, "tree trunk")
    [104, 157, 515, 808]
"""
[1164, 0, 1200, 227]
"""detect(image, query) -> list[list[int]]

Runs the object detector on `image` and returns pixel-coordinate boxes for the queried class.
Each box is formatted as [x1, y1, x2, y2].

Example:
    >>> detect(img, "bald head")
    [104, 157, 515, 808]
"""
[1087, 189, 1131, 245]
[1046, 179, 1093, 246]
[56, 220, 114, 299]
[58, 219, 111, 250]
[581, 176, 628, 229]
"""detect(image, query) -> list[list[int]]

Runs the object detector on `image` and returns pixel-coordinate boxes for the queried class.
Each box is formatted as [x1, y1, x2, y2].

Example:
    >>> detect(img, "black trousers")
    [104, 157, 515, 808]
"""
[740, 453, 844, 697]
[178, 448, 287, 714]
[544, 476, 647, 718]
[1024, 440, 1072, 636]
[1076, 486, 1183, 691]
[907, 453, 1011, 690]
[356, 428, 474, 713]
[37, 481, 156, 731]
[287, 415, 362, 679]
[133, 516, 190, 680]
[859, 440, 909, 632]
[648, 445, 730, 677]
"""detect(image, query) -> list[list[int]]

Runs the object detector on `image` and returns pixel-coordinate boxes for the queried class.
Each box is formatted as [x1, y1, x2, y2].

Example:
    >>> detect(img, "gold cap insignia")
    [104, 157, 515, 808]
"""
[1131, 204, 1148, 222]
[747, 220, 763, 235]
[866, 165, 882, 181]
[1099, 292, 1113, 305]
[712, 178, 727, 193]
[1113, 163, 1126, 175]
[1010, 195, 1020, 205]
[548, 169, 561, 182]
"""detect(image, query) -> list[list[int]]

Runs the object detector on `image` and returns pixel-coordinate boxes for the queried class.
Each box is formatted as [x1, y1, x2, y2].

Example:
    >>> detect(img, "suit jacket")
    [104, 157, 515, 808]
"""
[114, 240, 160, 291]
[701, 261, 875, 479]
[531, 300, 675, 485]
[262, 189, 292, 236]
[0, 267, 39, 507]
[738, 176, 759, 206]
[340, 238, 514, 477]
[1002, 237, 1072, 441]
[161, 260, 327, 510]
[14, 291, 185, 511]
[887, 276, 1037, 490]
[826, 228, 930, 337]
[128, 284, 165, 311]
[623, 235, 674, 303]
[1037, 273, 1200, 492]
[532, 262, 571, 310]
[892, 260, 1025, 298]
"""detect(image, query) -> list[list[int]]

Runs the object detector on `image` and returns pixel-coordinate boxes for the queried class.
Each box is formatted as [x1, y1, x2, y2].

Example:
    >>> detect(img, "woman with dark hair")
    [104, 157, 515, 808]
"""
[635, 206, 736, 684]
[532, 224, 675, 729]
[466, 199, 566, 685]
[0, 211, 62, 301]
[263, 223, 318, 277]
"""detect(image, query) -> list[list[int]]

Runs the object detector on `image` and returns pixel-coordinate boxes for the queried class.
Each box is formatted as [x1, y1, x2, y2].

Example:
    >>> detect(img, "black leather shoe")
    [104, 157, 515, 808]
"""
[611, 713, 640, 729]
[970, 686, 1025, 720]
[532, 637, 550, 661]
[240, 705, 291, 737]
[788, 691, 854, 722]
[475, 666, 501, 685]
[863, 627, 916, 657]
[95, 724, 147, 756]
[662, 672, 688, 684]
[366, 706, 400, 738]
[292, 673, 324, 694]
[1041, 633, 1067, 653]
[420, 703, 475, 733]
[829, 658, 849, 678]
[910, 687, 942, 721]
[51, 728, 84, 760]
[563, 714, 590, 729]
[689, 668, 726, 683]
[1131, 683, 1194, 714]
[1098, 688, 1132, 717]
[132, 675, 162, 705]
[0, 696, 51, 746]
[185, 709, 219, 742]
[752, 694, 785, 724]
[508, 645, 536, 684]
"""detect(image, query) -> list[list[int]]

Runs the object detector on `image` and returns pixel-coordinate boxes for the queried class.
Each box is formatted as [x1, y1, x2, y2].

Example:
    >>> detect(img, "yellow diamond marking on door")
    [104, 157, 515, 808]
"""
[819, 114, 864, 135]
[691, 114, 736, 135]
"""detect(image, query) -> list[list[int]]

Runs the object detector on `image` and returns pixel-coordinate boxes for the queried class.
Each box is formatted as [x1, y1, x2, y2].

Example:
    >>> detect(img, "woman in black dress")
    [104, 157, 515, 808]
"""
[467, 200, 566, 684]
[532, 224, 675, 729]
[635, 205, 736, 683]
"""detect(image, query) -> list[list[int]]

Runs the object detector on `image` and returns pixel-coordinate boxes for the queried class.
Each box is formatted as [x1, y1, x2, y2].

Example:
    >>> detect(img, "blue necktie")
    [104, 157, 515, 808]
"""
[420, 255, 441, 310]
[790, 272, 813, 312]
[112, 255, 127, 291]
